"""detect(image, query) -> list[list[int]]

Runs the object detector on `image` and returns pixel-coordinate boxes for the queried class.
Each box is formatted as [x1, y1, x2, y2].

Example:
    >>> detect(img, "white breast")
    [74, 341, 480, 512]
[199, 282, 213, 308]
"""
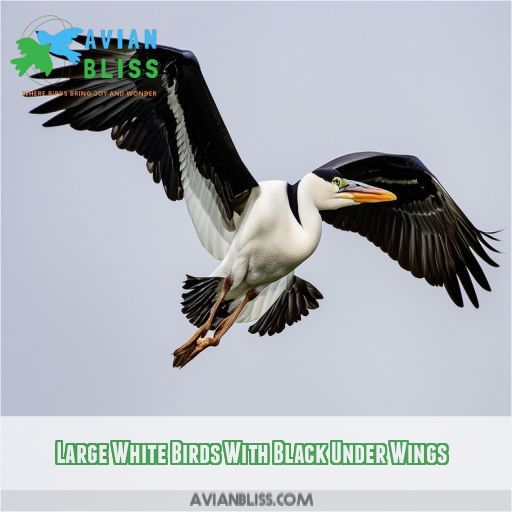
[216, 180, 322, 289]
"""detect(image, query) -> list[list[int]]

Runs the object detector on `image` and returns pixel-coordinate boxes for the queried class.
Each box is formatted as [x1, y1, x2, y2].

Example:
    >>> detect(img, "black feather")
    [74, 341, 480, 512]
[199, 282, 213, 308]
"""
[27, 38, 258, 220]
[319, 152, 499, 308]
[249, 276, 323, 336]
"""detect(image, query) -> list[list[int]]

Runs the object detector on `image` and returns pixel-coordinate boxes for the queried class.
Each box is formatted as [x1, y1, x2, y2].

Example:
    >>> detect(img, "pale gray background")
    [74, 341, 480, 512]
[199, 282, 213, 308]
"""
[1, 1, 510, 415]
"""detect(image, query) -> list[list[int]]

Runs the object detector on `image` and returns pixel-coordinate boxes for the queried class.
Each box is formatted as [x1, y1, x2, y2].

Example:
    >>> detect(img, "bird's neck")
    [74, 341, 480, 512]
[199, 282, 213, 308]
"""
[294, 179, 323, 252]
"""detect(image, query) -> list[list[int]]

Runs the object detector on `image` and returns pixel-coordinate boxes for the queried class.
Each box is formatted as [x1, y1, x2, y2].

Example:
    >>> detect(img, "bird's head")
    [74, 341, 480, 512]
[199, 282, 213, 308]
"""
[303, 169, 397, 210]
[36, 30, 51, 45]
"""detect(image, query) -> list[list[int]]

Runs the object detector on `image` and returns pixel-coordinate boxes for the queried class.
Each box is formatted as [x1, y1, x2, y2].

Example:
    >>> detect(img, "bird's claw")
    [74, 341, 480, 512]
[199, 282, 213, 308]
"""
[173, 336, 219, 368]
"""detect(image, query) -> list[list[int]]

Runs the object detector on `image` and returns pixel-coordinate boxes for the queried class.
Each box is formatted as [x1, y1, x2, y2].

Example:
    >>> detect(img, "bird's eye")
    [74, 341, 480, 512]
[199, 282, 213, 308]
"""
[332, 177, 348, 189]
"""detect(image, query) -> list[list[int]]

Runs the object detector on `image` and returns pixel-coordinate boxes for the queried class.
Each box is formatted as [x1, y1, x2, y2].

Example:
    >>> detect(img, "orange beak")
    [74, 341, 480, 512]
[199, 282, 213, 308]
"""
[337, 185, 397, 204]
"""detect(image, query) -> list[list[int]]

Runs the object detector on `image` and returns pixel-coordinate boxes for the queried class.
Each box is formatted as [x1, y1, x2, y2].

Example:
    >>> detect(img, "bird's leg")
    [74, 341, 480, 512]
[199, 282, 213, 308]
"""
[207, 289, 258, 345]
[173, 277, 232, 366]
[173, 288, 258, 368]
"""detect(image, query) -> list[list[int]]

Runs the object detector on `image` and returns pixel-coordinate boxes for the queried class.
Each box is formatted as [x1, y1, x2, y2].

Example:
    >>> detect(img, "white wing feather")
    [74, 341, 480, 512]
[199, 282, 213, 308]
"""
[167, 83, 238, 260]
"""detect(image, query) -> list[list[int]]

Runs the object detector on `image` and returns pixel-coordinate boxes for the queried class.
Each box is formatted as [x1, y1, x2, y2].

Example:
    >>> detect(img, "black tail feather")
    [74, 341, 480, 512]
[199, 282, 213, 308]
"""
[181, 275, 231, 328]
[248, 276, 323, 336]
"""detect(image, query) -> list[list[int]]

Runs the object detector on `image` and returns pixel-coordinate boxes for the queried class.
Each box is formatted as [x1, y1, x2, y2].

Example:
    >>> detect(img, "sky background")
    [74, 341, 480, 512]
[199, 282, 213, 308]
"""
[1, 1, 510, 415]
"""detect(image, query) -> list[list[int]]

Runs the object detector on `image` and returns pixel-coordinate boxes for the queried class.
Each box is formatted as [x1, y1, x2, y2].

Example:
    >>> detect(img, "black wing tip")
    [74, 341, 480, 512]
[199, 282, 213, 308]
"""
[29, 105, 43, 114]
[484, 255, 500, 267]
[42, 117, 65, 128]
[30, 103, 59, 115]
[483, 229, 503, 240]
[480, 229, 502, 253]
[453, 298, 464, 308]
[467, 294, 480, 308]
[30, 71, 47, 79]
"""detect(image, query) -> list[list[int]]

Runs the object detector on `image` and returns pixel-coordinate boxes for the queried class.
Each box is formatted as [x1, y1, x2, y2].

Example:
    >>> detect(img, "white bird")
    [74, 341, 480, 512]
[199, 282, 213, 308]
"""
[29, 37, 499, 367]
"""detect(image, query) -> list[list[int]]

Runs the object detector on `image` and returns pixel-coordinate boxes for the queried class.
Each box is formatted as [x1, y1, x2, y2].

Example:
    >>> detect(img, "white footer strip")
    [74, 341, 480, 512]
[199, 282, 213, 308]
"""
[1, 490, 511, 511]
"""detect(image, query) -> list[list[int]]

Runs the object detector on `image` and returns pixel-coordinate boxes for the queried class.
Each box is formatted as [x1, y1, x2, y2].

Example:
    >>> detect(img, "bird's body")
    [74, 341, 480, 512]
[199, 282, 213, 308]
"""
[214, 180, 321, 295]
[27, 36, 500, 367]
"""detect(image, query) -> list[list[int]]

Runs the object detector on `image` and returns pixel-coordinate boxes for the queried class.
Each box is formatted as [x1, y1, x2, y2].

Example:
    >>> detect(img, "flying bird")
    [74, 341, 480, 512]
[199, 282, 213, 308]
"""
[36, 27, 83, 64]
[28, 37, 499, 367]
[11, 38, 52, 77]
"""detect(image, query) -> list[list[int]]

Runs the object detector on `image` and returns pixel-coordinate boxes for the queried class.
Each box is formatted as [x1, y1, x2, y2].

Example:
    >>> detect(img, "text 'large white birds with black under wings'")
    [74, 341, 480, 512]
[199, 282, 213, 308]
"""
[28, 36, 499, 367]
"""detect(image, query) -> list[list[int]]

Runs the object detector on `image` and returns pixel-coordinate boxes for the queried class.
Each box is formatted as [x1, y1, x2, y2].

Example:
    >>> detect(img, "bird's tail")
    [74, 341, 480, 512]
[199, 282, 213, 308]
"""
[10, 57, 31, 77]
[181, 275, 232, 328]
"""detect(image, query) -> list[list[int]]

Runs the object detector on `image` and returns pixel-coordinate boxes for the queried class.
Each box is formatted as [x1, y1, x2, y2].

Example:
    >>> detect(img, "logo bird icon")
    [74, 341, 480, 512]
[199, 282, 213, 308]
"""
[10, 38, 53, 77]
[36, 27, 83, 64]
[10, 26, 83, 77]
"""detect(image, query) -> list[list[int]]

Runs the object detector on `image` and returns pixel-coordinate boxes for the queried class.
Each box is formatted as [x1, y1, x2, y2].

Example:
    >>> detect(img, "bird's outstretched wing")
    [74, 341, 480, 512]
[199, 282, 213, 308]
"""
[29, 36, 259, 260]
[319, 152, 499, 307]
[247, 276, 323, 336]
